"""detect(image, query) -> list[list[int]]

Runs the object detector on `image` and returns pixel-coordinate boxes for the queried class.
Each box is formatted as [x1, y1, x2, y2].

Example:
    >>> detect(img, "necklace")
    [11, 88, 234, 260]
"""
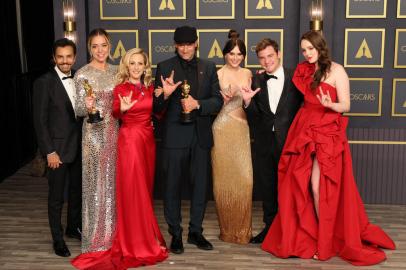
[128, 80, 145, 96]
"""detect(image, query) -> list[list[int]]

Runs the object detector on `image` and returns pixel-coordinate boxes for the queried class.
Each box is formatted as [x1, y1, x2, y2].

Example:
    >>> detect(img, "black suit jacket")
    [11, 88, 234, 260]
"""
[154, 56, 223, 149]
[245, 68, 303, 151]
[33, 69, 82, 163]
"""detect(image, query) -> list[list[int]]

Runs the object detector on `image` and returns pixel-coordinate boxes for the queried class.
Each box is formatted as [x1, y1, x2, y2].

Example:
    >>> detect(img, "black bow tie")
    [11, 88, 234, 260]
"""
[62, 75, 74, 80]
[264, 73, 278, 81]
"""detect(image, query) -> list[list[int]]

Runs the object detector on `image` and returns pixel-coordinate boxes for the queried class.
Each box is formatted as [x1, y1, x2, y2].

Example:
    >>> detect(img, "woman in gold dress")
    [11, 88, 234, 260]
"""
[73, 28, 119, 254]
[212, 30, 253, 244]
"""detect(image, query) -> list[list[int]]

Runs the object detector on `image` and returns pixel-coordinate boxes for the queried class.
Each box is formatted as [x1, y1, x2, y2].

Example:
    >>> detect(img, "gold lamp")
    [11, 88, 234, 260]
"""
[310, 0, 323, 31]
[63, 0, 76, 42]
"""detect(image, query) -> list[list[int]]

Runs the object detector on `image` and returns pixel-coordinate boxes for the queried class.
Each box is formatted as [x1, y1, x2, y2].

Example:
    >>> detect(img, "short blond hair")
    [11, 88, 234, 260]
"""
[116, 48, 152, 87]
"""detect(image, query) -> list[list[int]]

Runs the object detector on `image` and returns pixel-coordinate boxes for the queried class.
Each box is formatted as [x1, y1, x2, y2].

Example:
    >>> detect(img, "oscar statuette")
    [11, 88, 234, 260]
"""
[180, 80, 195, 123]
[83, 79, 103, 124]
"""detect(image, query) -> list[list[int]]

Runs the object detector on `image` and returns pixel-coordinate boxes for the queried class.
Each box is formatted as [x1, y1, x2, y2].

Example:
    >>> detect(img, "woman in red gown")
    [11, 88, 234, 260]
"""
[261, 31, 395, 266]
[72, 48, 168, 269]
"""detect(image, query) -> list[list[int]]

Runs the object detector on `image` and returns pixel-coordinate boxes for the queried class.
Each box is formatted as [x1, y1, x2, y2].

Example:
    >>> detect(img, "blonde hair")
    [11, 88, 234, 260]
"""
[87, 28, 113, 61]
[116, 48, 152, 86]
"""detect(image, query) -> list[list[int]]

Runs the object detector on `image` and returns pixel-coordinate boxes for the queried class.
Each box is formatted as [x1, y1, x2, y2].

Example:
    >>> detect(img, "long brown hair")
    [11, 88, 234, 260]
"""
[301, 31, 331, 89]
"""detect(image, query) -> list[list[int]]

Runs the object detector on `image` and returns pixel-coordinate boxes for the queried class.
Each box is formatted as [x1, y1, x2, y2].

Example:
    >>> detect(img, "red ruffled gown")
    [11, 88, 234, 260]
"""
[72, 82, 168, 269]
[261, 62, 395, 266]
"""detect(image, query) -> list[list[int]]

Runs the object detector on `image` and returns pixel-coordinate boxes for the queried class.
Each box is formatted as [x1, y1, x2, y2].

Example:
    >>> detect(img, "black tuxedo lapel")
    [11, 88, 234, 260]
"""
[197, 59, 205, 97]
[275, 71, 290, 115]
[256, 74, 272, 114]
[51, 69, 76, 119]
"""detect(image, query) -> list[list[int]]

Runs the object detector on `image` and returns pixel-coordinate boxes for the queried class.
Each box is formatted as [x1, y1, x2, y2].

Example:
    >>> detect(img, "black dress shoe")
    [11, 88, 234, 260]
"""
[187, 232, 213, 250]
[53, 240, 71, 257]
[170, 235, 184, 254]
[250, 226, 270, 244]
[65, 228, 82, 241]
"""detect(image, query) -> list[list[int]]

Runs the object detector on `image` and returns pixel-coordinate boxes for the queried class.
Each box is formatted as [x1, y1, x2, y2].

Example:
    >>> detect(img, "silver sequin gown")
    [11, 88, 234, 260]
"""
[74, 64, 119, 253]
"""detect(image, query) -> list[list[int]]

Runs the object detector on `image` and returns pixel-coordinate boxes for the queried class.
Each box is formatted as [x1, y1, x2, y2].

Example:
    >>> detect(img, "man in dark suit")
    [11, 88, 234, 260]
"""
[154, 26, 223, 254]
[33, 38, 82, 257]
[241, 38, 303, 243]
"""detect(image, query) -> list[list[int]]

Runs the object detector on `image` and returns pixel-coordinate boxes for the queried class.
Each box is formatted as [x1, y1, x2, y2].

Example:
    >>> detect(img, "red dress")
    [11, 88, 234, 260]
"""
[261, 62, 395, 266]
[72, 82, 168, 269]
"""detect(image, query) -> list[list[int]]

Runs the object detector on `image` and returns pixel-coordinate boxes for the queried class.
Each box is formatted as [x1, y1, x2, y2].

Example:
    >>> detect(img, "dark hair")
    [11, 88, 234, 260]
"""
[255, 38, 279, 55]
[301, 30, 331, 90]
[52, 38, 77, 56]
[222, 30, 247, 58]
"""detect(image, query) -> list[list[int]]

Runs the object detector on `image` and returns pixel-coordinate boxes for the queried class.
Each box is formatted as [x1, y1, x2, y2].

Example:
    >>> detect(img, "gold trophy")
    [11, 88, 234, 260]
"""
[180, 80, 194, 123]
[83, 79, 103, 124]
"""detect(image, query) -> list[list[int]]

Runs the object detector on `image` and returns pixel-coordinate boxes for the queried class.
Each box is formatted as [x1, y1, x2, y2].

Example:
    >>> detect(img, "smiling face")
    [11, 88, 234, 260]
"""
[301, 39, 319, 64]
[175, 41, 198, 61]
[53, 46, 76, 74]
[90, 35, 110, 64]
[257, 45, 281, 74]
[225, 45, 244, 68]
[128, 53, 145, 83]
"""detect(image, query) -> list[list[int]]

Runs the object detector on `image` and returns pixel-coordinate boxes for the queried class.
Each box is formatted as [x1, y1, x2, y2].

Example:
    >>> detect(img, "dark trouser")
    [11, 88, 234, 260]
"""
[47, 156, 82, 242]
[162, 136, 210, 238]
[254, 131, 281, 226]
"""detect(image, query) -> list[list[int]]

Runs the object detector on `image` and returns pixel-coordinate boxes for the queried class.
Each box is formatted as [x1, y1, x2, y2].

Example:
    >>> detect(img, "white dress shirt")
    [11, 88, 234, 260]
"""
[266, 65, 285, 114]
[55, 66, 76, 110]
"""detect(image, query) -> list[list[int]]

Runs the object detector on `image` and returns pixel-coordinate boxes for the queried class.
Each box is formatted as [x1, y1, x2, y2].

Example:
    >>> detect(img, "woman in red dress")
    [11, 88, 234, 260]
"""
[72, 48, 168, 269]
[261, 31, 395, 266]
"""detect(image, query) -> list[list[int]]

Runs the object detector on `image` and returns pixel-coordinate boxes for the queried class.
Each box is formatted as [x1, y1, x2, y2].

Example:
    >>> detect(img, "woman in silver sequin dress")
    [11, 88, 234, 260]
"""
[212, 30, 253, 244]
[72, 29, 119, 254]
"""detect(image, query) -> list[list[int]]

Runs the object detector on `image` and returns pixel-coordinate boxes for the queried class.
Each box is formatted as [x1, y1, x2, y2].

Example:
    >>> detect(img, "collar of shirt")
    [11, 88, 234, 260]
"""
[266, 65, 284, 81]
[54, 66, 72, 80]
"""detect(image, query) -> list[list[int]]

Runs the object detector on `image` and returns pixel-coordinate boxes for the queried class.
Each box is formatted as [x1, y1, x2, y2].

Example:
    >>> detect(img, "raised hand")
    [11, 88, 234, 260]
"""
[161, 70, 182, 99]
[316, 86, 333, 109]
[240, 82, 261, 106]
[119, 91, 137, 113]
[154, 86, 163, 97]
[220, 84, 233, 104]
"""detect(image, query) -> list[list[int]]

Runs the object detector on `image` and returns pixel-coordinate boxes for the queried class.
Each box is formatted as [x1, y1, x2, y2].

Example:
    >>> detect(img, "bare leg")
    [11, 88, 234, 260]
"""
[311, 156, 320, 218]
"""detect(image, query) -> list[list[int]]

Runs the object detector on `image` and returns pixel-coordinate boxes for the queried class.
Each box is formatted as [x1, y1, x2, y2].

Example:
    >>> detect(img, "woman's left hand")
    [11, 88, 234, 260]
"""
[316, 86, 333, 109]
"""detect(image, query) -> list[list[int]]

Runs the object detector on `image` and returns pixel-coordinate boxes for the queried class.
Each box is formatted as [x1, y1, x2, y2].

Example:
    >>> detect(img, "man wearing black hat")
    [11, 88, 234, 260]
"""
[154, 25, 222, 254]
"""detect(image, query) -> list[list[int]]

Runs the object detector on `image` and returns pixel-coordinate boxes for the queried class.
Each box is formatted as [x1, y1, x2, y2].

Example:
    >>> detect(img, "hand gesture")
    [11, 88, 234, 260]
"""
[316, 86, 333, 109]
[119, 91, 137, 113]
[47, 152, 62, 169]
[85, 95, 95, 111]
[154, 86, 163, 97]
[161, 70, 182, 99]
[220, 84, 233, 104]
[240, 79, 260, 106]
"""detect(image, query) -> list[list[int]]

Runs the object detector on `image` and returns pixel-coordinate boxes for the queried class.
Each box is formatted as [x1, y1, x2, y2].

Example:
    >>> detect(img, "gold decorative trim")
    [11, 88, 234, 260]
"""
[392, 78, 406, 117]
[349, 140, 406, 145]
[197, 29, 230, 67]
[196, 0, 235, 19]
[245, 0, 284, 19]
[346, 0, 387, 18]
[344, 78, 382, 116]
[100, 0, 138, 20]
[148, 0, 186, 20]
[148, 29, 175, 68]
[398, 0, 406, 18]
[344, 28, 385, 68]
[394, 29, 406, 68]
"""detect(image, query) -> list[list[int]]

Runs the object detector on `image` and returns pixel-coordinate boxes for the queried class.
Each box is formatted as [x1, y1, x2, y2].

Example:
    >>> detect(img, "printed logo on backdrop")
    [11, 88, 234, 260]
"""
[245, 0, 284, 19]
[245, 29, 283, 68]
[346, 0, 387, 18]
[148, 0, 186, 19]
[106, 30, 138, 65]
[394, 29, 406, 68]
[344, 29, 385, 68]
[100, 0, 138, 20]
[149, 30, 176, 68]
[398, 0, 406, 18]
[392, 79, 406, 117]
[344, 78, 382, 116]
[196, 0, 235, 19]
[197, 30, 229, 66]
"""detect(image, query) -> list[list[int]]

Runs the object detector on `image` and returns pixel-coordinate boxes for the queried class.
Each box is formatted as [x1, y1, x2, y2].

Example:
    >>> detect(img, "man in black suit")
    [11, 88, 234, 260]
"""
[241, 38, 303, 243]
[154, 26, 222, 254]
[33, 38, 82, 257]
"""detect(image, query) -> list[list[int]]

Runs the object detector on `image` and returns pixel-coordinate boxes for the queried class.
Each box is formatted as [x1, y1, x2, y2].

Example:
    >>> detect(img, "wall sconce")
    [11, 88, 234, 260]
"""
[310, 0, 323, 31]
[63, 0, 76, 42]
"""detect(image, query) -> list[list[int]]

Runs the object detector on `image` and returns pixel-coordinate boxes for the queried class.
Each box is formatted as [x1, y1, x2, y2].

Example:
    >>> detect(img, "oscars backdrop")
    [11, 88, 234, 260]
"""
[53, 0, 406, 204]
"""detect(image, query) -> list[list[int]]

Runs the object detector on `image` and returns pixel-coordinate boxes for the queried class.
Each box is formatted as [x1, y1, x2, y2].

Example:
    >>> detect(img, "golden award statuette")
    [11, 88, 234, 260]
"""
[83, 79, 103, 124]
[180, 80, 194, 123]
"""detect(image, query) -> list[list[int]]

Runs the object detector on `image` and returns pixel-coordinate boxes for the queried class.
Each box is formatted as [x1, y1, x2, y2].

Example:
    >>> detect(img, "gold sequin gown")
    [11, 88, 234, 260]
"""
[212, 90, 253, 244]
[74, 64, 119, 253]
